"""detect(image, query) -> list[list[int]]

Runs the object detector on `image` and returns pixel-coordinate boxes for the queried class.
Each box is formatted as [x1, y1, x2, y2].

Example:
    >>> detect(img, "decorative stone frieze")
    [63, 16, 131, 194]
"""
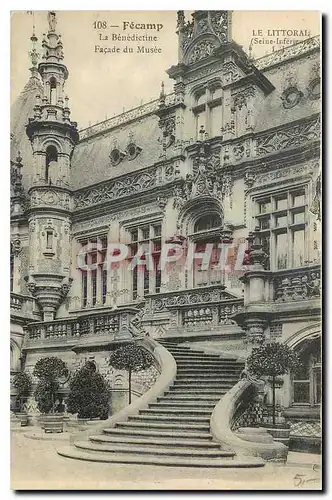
[274, 266, 320, 302]
[149, 286, 240, 313]
[255, 115, 320, 156]
[255, 35, 320, 71]
[29, 188, 71, 210]
[254, 160, 318, 188]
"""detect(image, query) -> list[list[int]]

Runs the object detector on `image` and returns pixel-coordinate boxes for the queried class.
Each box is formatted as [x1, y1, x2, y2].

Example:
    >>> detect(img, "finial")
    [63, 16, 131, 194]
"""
[28, 25, 39, 67]
[159, 81, 166, 107]
[48, 11, 57, 32]
[177, 10, 185, 29]
[199, 124, 205, 141]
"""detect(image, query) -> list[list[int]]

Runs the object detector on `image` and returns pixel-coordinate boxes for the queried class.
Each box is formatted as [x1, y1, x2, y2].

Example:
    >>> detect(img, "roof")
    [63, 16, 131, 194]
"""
[71, 36, 320, 190]
[70, 112, 162, 190]
[10, 71, 43, 190]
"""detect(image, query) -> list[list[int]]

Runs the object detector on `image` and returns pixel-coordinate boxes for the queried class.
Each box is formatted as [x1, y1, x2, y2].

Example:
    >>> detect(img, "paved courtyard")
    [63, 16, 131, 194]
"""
[11, 430, 322, 490]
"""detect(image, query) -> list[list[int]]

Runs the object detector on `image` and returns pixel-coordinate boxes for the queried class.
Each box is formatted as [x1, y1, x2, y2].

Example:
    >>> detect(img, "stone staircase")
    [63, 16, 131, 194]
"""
[58, 341, 264, 467]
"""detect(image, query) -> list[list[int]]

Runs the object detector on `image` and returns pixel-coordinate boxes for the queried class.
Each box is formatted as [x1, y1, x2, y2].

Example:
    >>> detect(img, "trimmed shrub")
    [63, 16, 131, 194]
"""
[67, 362, 110, 419]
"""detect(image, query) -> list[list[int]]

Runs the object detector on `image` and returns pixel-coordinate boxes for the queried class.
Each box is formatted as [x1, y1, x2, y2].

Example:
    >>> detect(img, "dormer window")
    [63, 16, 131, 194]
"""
[192, 84, 223, 139]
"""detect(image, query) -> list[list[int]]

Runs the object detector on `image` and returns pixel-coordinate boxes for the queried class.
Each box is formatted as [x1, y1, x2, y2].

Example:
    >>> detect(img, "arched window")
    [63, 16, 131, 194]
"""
[45, 145, 58, 183]
[293, 337, 321, 406]
[192, 212, 222, 288]
[49, 77, 57, 105]
[194, 214, 221, 232]
[10, 243, 14, 292]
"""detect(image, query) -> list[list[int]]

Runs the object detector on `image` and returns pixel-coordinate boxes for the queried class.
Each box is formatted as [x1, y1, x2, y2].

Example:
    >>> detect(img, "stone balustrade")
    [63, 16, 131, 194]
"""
[144, 285, 244, 336]
[10, 293, 40, 319]
[273, 265, 320, 303]
[25, 308, 138, 346]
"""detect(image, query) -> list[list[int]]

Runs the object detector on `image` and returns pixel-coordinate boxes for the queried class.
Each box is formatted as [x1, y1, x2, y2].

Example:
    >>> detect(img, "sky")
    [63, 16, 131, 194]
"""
[10, 10, 320, 130]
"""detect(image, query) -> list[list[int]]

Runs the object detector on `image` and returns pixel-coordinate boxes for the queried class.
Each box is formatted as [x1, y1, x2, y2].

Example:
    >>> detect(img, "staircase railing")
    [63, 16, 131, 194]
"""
[70, 336, 177, 444]
[210, 375, 288, 462]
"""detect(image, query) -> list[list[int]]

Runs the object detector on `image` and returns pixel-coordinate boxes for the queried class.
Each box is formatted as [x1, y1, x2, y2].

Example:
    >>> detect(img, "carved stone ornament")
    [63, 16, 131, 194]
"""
[11, 238, 22, 256]
[255, 115, 320, 156]
[126, 142, 142, 161]
[188, 40, 217, 64]
[157, 196, 168, 212]
[307, 77, 321, 101]
[280, 86, 303, 109]
[109, 148, 126, 166]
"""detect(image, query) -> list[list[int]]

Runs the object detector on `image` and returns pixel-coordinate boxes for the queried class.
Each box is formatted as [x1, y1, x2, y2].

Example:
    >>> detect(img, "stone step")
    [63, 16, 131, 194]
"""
[90, 434, 220, 448]
[58, 446, 265, 468]
[129, 414, 210, 423]
[166, 387, 230, 394]
[141, 407, 212, 415]
[172, 379, 237, 389]
[102, 427, 213, 440]
[160, 393, 223, 401]
[115, 421, 210, 431]
[176, 372, 240, 378]
[174, 359, 241, 366]
[149, 402, 216, 410]
[172, 353, 222, 359]
[176, 366, 242, 380]
[76, 441, 235, 458]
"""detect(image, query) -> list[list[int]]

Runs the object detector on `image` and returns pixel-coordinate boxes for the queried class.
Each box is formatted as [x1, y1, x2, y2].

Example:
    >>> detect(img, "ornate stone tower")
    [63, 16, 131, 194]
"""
[25, 11, 79, 321]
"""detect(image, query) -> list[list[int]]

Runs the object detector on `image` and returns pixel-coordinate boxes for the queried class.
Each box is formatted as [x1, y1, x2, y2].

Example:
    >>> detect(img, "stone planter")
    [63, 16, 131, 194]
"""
[41, 413, 64, 433]
[16, 412, 29, 427]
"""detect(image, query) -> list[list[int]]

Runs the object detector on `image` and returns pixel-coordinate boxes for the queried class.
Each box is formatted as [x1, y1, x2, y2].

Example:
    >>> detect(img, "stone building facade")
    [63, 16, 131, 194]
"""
[10, 11, 321, 448]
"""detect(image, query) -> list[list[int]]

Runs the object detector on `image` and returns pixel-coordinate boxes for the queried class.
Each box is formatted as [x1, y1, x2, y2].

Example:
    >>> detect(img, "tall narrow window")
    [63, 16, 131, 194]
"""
[46, 231, 53, 250]
[193, 85, 222, 139]
[254, 187, 307, 270]
[102, 269, 107, 305]
[91, 269, 97, 306]
[10, 243, 14, 292]
[49, 78, 57, 105]
[80, 234, 108, 308]
[293, 337, 321, 406]
[128, 223, 162, 299]
[192, 214, 222, 288]
[45, 145, 58, 183]
[82, 272, 88, 308]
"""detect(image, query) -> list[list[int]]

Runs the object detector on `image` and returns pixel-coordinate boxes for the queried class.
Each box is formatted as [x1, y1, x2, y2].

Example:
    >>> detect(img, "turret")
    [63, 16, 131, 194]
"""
[25, 12, 78, 321]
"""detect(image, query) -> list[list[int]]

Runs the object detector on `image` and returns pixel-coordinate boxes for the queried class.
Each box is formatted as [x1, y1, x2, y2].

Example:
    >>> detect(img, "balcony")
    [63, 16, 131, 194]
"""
[144, 285, 244, 339]
[273, 265, 320, 303]
[24, 307, 139, 350]
[10, 293, 41, 322]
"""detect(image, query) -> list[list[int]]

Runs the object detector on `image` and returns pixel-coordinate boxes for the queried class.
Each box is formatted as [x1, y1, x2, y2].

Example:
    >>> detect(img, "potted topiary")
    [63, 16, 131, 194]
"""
[12, 371, 33, 427]
[33, 357, 68, 433]
[67, 361, 110, 422]
[247, 342, 301, 443]
[108, 342, 155, 404]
